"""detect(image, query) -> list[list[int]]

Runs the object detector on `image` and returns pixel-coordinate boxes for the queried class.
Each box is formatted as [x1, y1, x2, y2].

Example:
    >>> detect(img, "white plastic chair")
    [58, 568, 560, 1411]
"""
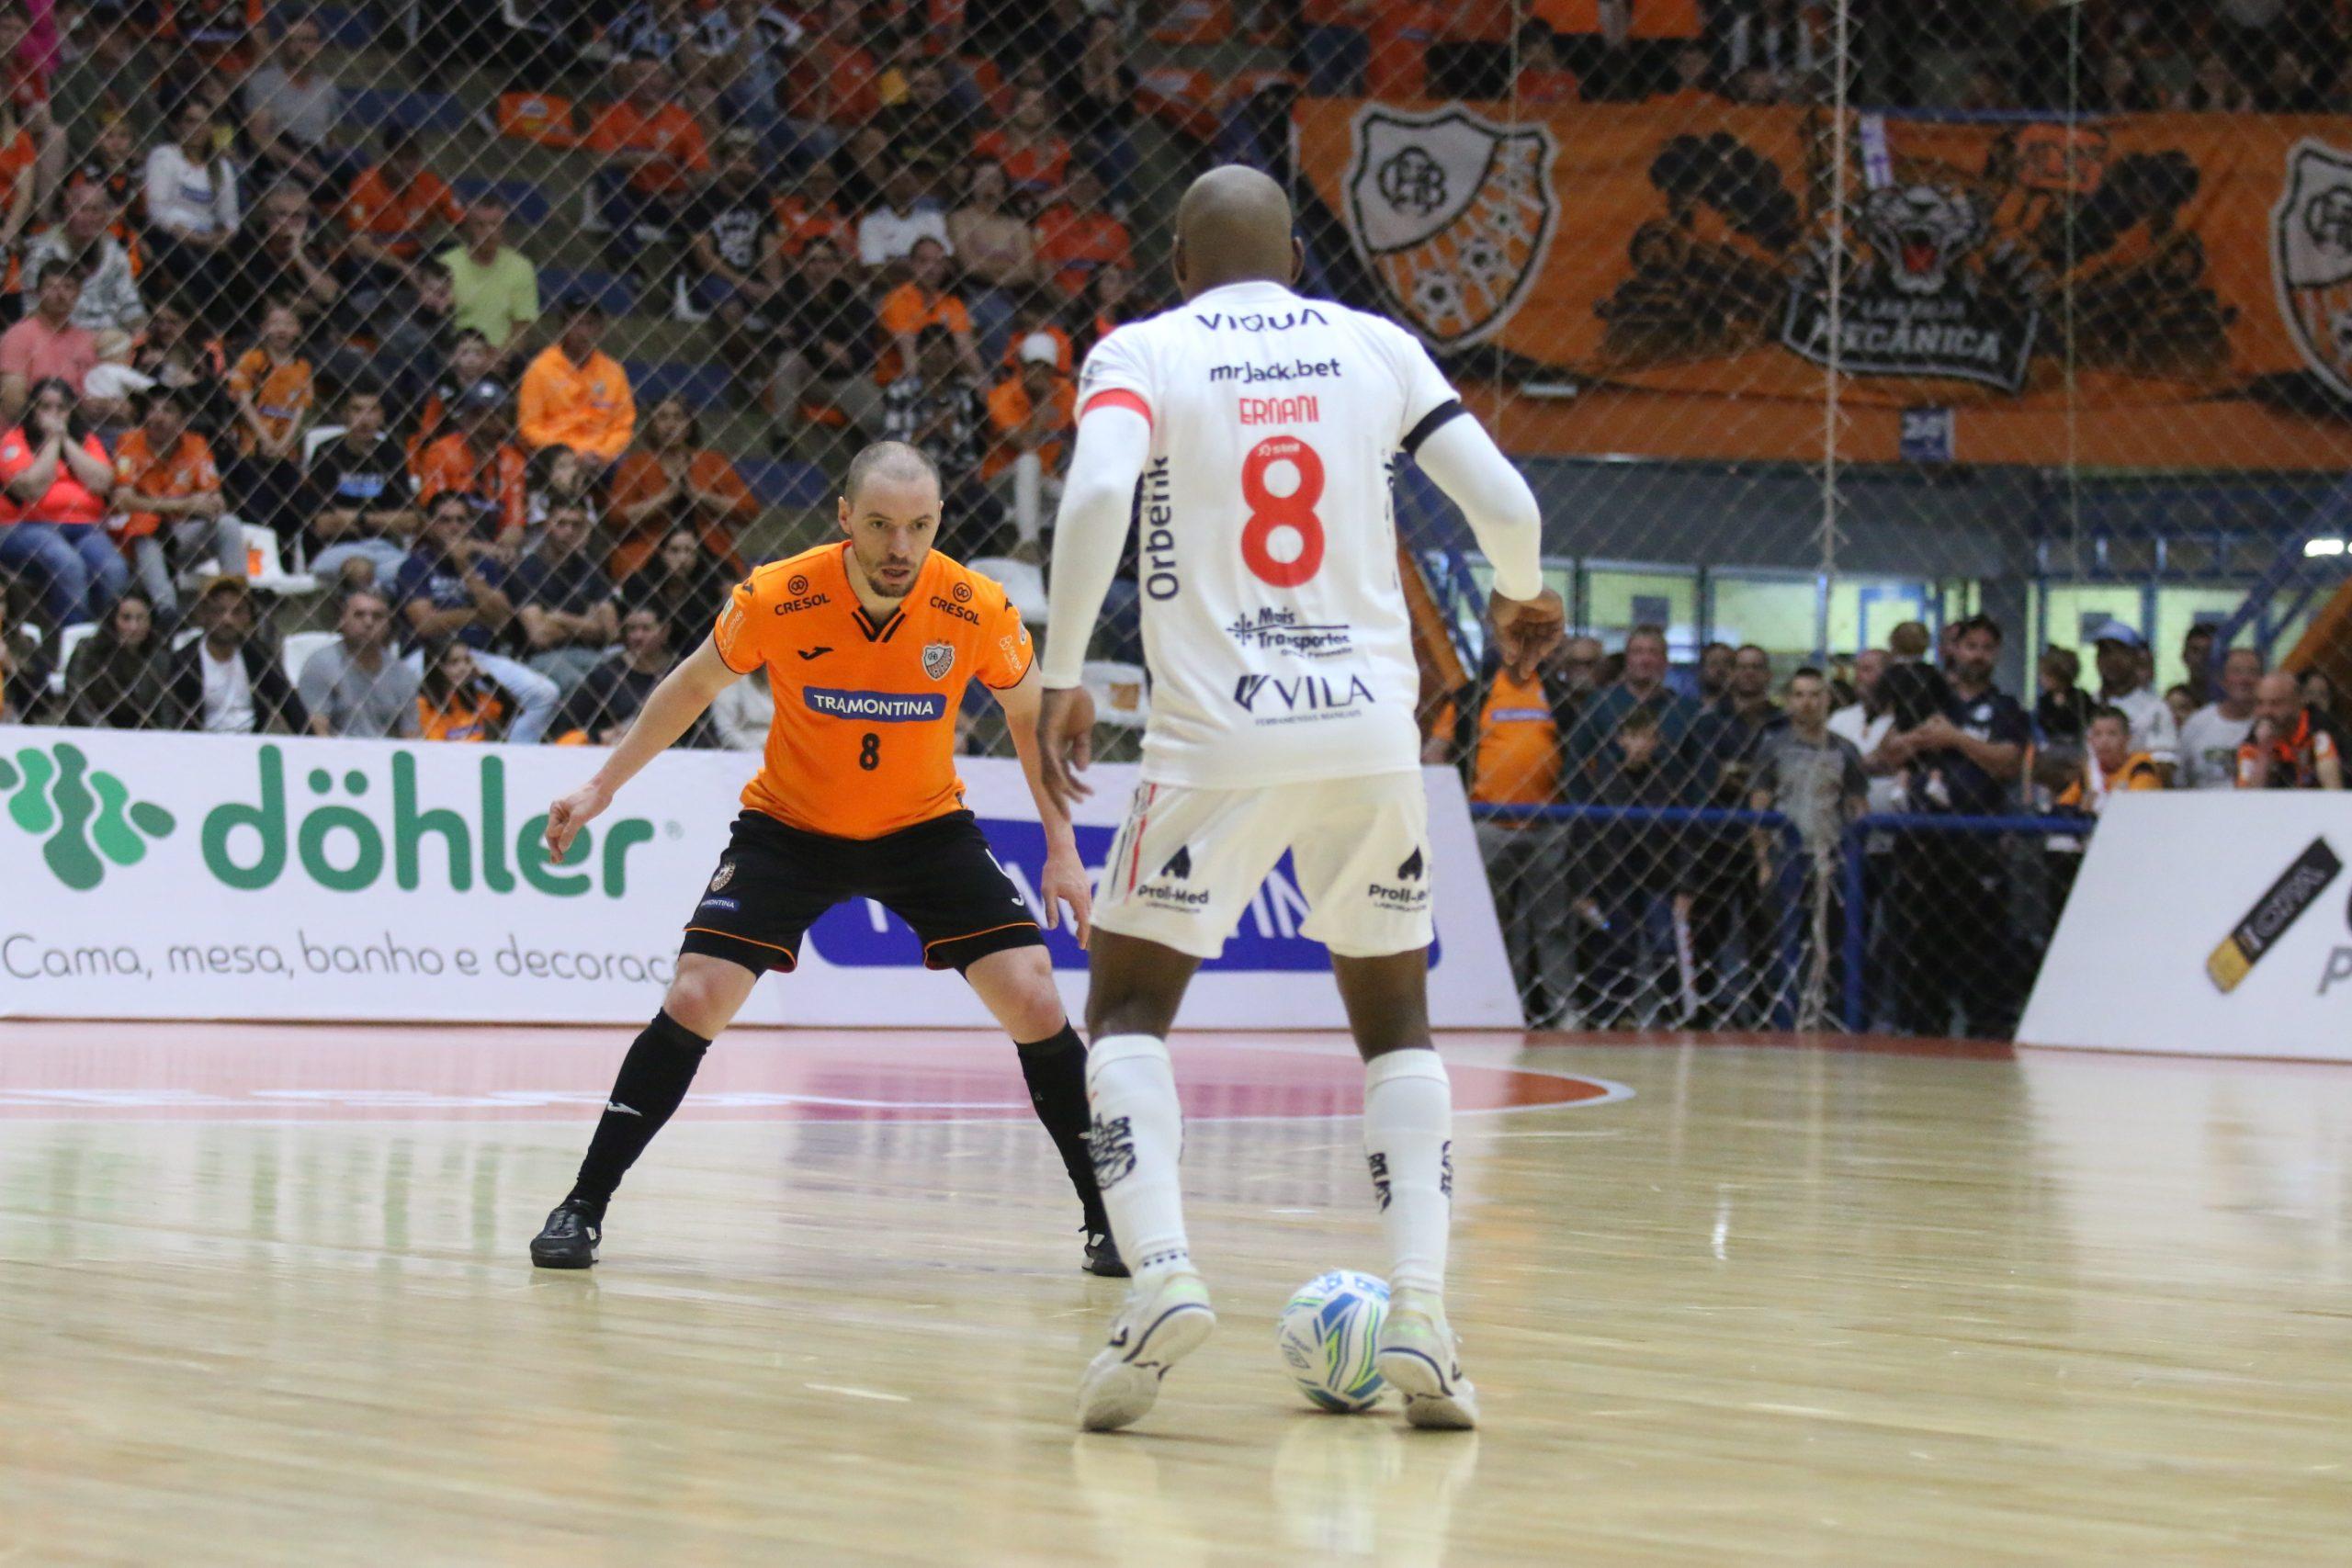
[281, 629, 339, 686]
[301, 424, 347, 469]
[242, 524, 321, 596]
[1081, 660, 1148, 728]
[967, 555, 1047, 624]
[45, 622, 96, 697]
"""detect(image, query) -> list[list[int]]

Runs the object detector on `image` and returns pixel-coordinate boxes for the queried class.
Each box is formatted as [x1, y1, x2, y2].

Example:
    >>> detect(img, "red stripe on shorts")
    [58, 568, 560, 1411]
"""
[1125, 784, 1155, 896]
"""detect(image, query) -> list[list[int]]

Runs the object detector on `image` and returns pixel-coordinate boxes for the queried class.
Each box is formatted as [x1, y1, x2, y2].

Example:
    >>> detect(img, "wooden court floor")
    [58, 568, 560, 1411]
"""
[2, 1021, 2348, 1566]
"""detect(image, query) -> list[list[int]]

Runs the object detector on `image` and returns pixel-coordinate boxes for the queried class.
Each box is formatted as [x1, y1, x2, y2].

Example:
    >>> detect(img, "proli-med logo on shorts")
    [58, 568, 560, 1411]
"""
[922, 641, 956, 681]
[1344, 103, 1558, 348]
[2271, 138, 2352, 400]
[2206, 835, 2342, 992]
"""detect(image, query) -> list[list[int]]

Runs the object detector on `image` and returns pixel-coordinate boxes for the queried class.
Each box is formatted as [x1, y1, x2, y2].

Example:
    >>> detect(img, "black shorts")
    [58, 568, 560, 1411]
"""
[680, 808, 1043, 976]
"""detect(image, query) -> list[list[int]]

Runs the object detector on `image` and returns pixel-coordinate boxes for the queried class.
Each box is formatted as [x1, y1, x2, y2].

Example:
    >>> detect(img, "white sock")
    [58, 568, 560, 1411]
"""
[1085, 1033, 1192, 1280]
[1363, 1049, 1453, 1297]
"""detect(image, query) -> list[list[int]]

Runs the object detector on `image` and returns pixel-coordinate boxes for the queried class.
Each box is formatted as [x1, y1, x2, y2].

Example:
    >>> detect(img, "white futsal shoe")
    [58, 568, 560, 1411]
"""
[1076, 1268, 1216, 1432]
[1375, 1291, 1480, 1430]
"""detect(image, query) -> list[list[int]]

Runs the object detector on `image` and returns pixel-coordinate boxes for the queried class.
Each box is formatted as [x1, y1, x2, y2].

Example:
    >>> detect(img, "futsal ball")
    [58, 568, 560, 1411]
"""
[1276, 1270, 1390, 1413]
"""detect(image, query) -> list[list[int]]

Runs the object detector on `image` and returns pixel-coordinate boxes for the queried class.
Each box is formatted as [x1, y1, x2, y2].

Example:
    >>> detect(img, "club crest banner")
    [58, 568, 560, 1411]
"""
[1298, 98, 2352, 468]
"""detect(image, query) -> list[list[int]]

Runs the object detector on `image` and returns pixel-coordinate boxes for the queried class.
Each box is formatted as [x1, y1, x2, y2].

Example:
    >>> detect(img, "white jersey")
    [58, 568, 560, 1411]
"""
[1076, 279, 1463, 788]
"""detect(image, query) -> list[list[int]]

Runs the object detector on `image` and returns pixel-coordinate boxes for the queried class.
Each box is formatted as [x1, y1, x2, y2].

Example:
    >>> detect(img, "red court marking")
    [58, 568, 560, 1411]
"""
[0, 1024, 1625, 1122]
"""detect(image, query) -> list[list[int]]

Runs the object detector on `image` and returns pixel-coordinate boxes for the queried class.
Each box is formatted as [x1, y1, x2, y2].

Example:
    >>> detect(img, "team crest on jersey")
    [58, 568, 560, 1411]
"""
[2273, 138, 2352, 400]
[922, 641, 956, 681]
[1344, 103, 1559, 347]
[708, 859, 735, 893]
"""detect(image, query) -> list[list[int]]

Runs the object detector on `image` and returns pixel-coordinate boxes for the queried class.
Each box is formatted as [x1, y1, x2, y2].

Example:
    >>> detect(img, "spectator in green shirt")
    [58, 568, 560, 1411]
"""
[439, 196, 539, 372]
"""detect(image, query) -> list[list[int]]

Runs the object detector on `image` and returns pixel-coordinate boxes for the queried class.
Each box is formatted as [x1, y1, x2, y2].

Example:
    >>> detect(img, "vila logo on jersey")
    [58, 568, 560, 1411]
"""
[1368, 845, 1430, 911]
[922, 642, 956, 681]
[2272, 139, 2352, 400]
[801, 688, 948, 722]
[2206, 836, 2343, 993]
[1227, 607, 1352, 659]
[1232, 672, 1377, 724]
[803, 818, 1440, 972]
[1344, 104, 1559, 348]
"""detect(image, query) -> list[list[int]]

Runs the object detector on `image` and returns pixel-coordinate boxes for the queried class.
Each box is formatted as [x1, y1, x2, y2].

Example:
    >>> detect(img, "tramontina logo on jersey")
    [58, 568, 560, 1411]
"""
[1344, 104, 1558, 348]
[1232, 673, 1376, 724]
[2272, 138, 2352, 400]
[1227, 608, 1352, 660]
[802, 688, 948, 722]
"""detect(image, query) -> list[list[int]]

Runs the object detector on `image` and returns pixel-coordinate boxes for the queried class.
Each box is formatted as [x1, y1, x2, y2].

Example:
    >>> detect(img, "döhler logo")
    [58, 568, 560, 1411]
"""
[0, 742, 175, 889]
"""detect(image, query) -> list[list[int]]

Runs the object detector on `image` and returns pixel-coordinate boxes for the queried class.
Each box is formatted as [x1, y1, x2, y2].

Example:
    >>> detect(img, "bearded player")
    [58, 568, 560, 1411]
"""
[1036, 166, 1565, 1430]
[528, 441, 1123, 1276]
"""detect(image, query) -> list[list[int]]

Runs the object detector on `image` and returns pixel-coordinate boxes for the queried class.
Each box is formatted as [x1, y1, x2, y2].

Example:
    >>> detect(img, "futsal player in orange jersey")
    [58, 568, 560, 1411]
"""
[528, 441, 1117, 1273]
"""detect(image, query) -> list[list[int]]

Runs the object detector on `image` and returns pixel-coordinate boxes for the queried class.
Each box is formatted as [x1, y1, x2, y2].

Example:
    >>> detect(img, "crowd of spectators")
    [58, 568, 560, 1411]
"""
[0, 0, 1167, 729]
[1431, 610, 2346, 1037]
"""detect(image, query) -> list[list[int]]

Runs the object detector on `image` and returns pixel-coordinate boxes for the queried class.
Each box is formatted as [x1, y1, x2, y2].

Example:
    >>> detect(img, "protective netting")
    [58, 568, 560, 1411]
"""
[0, 3, 2345, 1040]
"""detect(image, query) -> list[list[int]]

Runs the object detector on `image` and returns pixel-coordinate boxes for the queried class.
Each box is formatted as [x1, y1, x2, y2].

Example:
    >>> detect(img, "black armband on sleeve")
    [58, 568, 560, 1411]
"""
[1400, 399, 1466, 458]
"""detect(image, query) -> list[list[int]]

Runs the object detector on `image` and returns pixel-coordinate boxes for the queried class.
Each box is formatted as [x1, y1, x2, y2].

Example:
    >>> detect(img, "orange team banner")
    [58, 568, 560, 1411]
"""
[1296, 97, 2352, 468]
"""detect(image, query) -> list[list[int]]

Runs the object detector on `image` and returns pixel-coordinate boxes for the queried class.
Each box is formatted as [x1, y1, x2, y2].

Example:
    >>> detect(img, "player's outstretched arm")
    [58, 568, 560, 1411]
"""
[1037, 401, 1150, 817]
[1411, 412, 1566, 679]
[994, 662, 1092, 947]
[545, 636, 741, 860]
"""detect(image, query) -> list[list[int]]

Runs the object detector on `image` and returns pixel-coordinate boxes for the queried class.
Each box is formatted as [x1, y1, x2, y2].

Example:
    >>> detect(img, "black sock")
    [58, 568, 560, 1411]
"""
[1018, 1023, 1103, 1229]
[567, 1009, 712, 1214]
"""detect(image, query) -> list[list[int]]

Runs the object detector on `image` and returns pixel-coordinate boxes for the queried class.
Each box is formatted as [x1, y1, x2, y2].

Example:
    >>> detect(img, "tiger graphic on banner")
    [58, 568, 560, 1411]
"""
[2272, 137, 2352, 401]
[1342, 103, 1558, 348]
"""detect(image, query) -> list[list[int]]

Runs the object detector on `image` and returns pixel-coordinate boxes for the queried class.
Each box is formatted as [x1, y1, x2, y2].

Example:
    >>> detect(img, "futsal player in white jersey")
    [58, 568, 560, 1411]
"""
[1036, 165, 1565, 1432]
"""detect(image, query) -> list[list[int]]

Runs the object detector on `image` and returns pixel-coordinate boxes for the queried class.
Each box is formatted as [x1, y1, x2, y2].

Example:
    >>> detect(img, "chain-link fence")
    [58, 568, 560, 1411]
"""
[0, 3, 2344, 1038]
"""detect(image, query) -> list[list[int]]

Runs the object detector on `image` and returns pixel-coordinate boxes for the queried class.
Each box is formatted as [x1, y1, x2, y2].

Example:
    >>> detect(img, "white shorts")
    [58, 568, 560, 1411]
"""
[1091, 772, 1434, 960]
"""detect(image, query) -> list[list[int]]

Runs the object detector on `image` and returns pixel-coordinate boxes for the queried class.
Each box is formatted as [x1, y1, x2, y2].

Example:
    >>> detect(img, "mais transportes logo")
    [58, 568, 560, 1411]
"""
[3, 742, 656, 898]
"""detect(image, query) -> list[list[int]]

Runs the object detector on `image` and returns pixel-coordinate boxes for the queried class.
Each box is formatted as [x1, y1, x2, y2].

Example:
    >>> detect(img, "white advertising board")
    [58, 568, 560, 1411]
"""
[2019, 792, 2352, 1060]
[0, 728, 1517, 1028]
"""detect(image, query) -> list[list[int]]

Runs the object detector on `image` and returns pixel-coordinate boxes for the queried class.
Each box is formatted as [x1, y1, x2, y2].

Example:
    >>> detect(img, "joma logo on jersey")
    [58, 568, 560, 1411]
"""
[802, 688, 948, 722]
[1232, 673, 1376, 716]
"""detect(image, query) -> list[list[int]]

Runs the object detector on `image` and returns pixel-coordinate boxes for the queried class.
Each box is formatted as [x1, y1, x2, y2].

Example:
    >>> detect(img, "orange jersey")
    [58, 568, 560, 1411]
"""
[341, 165, 464, 260]
[111, 427, 220, 540]
[713, 543, 1034, 840]
[981, 374, 1075, 479]
[227, 347, 313, 455]
[413, 432, 528, 536]
[583, 100, 712, 196]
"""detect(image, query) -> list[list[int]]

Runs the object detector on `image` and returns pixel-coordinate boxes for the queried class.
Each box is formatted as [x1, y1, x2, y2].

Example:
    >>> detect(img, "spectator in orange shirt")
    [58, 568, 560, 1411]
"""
[0, 258, 103, 425]
[586, 56, 712, 262]
[604, 395, 755, 582]
[774, 162, 854, 261]
[519, 295, 637, 468]
[224, 299, 312, 549]
[995, 289, 1070, 378]
[340, 129, 463, 299]
[413, 378, 528, 546]
[876, 237, 982, 386]
[1075, 260, 1141, 357]
[1515, 21, 1581, 103]
[0, 68, 37, 263]
[973, 86, 1069, 198]
[1034, 167, 1132, 297]
[112, 385, 238, 616]
[982, 333, 1074, 560]
[788, 0, 882, 141]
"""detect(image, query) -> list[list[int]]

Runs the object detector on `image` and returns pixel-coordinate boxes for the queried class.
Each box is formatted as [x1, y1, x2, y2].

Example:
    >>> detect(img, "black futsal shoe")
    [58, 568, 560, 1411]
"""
[1083, 1225, 1129, 1278]
[529, 1200, 602, 1269]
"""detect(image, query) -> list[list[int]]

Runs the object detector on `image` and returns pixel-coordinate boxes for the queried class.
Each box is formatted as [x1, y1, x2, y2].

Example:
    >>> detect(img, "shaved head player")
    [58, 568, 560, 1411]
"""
[530, 441, 1125, 1276]
[1038, 165, 1566, 1430]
